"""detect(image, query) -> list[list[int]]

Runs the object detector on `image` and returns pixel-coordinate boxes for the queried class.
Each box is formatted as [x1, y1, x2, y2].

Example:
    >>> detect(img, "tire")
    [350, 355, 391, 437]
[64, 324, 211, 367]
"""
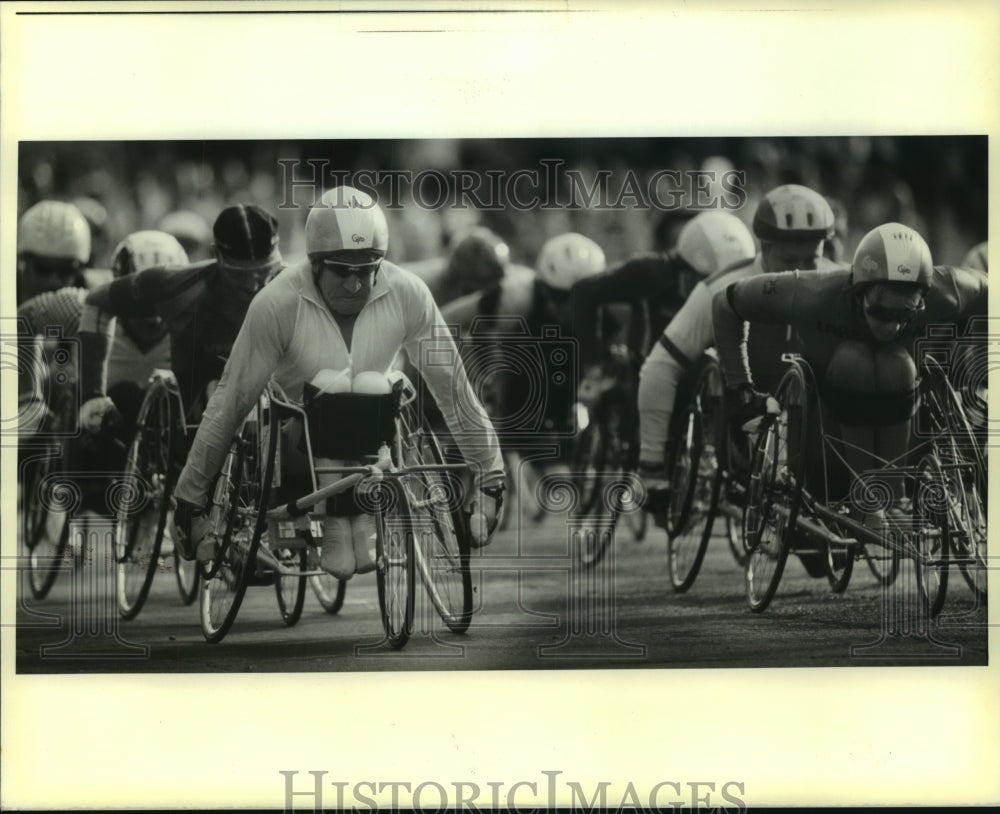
[274, 546, 307, 627]
[397, 409, 473, 634]
[174, 547, 199, 605]
[20, 443, 72, 600]
[199, 403, 276, 644]
[116, 383, 171, 620]
[309, 572, 347, 614]
[725, 513, 745, 566]
[920, 361, 986, 600]
[375, 479, 415, 649]
[574, 401, 633, 569]
[824, 539, 855, 593]
[666, 360, 725, 592]
[743, 365, 808, 613]
[864, 543, 900, 587]
[914, 453, 950, 617]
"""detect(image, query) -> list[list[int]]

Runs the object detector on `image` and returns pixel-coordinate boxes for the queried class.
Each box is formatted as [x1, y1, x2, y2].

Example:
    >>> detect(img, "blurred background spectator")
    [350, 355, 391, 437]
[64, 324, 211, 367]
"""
[18, 136, 987, 281]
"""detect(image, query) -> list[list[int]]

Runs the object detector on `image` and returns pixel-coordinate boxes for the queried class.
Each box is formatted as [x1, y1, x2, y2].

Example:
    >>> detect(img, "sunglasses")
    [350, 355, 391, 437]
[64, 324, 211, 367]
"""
[317, 257, 383, 279]
[864, 304, 915, 324]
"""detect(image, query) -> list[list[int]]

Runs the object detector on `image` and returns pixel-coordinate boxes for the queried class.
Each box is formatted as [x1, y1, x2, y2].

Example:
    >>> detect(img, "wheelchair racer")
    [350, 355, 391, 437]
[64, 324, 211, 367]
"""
[712, 222, 988, 533]
[637, 185, 842, 518]
[77, 203, 284, 435]
[171, 186, 505, 578]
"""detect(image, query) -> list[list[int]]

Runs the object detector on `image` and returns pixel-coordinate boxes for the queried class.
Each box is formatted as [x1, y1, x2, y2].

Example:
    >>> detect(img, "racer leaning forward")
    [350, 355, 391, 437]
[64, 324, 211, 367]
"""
[170, 187, 505, 578]
[77, 204, 284, 435]
[637, 185, 844, 513]
[712, 222, 988, 531]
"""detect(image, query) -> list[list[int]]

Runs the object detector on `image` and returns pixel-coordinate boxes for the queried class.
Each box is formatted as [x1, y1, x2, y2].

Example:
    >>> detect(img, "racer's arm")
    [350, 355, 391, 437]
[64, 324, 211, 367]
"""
[404, 281, 504, 481]
[571, 255, 678, 368]
[172, 292, 290, 508]
[439, 275, 534, 341]
[712, 271, 801, 388]
[638, 279, 715, 465]
[920, 265, 988, 324]
[16, 288, 87, 419]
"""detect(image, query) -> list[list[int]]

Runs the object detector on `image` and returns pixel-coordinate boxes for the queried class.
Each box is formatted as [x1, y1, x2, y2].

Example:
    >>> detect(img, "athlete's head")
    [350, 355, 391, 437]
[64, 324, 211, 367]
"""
[305, 186, 388, 316]
[71, 196, 111, 268]
[446, 226, 510, 297]
[536, 232, 606, 323]
[158, 210, 213, 262]
[753, 184, 836, 274]
[850, 222, 932, 342]
[110, 230, 189, 345]
[17, 200, 91, 302]
[111, 230, 189, 278]
[674, 211, 756, 297]
[210, 203, 283, 304]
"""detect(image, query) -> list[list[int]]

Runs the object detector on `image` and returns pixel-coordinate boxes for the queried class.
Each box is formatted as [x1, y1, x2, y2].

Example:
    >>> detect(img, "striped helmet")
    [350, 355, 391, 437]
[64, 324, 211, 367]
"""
[305, 186, 388, 258]
[536, 233, 605, 291]
[676, 211, 756, 276]
[111, 230, 189, 278]
[851, 223, 933, 291]
[752, 184, 835, 243]
[18, 200, 91, 264]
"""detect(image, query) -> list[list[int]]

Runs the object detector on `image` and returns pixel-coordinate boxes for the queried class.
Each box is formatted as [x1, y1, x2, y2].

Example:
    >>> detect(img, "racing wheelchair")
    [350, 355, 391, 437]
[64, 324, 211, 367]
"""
[113, 370, 347, 622]
[661, 350, 747, 592]
[197, 373, 477, 647]
[569, 345, 649, 568]
[740, 353, 986, 614]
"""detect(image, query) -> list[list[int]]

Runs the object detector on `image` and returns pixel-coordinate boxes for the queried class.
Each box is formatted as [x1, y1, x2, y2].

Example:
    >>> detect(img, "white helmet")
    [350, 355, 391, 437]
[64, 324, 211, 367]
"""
[536, 233, 606, 291]
[18, 200, 91, 264]
[111, 230, 189, 278]
[305, 186, 388, 258]
[676, 211, 756, 276]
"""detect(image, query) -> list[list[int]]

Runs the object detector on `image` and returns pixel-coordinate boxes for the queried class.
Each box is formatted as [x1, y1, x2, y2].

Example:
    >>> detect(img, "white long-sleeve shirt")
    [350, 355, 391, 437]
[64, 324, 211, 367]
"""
[173, 258, 504, 506]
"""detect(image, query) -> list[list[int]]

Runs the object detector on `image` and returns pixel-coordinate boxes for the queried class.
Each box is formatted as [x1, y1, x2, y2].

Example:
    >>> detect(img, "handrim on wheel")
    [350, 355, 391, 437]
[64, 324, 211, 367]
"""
[374, 479, 415, 649]
[913, 453, 950, 617]
[743, 365, 808, 613]
[397, 406, 473, 634]
[666, 357, 726, 592]
[116, 381, 173, 620]
[199, 403, 276, 644]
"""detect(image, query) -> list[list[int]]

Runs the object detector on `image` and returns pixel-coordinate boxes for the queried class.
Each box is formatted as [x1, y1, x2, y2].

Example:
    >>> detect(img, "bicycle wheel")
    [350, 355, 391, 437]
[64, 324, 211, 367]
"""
[375, 479, 415, 649]
[667, 359, 725, 592]
[398, 410, 473, 634]
[200, 403, 276, 643]
[274, 546, 307, 627]
[743, 365, 808, 613]
[914, 453, 950, 617]
[20, 443, 72, 600]
[309, 572, 347, 614]
[116, 382, 173, 620]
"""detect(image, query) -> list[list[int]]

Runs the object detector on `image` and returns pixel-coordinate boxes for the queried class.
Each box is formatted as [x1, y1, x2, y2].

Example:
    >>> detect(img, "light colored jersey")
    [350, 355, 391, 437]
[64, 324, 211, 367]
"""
[174, 259, 504, 506]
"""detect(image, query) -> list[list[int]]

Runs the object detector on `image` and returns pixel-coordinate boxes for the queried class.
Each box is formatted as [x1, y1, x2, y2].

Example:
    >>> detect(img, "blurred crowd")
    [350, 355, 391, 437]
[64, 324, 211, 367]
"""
[17, 136, 987, 274]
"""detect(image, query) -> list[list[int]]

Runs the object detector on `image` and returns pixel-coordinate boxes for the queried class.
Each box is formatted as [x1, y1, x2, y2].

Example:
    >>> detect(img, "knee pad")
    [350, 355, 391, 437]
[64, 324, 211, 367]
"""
[822, 341, 916, 427]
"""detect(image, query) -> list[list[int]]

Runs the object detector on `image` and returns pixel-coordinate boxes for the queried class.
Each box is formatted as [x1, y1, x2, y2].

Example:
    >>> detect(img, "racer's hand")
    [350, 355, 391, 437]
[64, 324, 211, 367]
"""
[467, 470, 506, 548]
[79, 395, 119, 434]
[728, 384, 779, 433]
[172, 498, 213, 562]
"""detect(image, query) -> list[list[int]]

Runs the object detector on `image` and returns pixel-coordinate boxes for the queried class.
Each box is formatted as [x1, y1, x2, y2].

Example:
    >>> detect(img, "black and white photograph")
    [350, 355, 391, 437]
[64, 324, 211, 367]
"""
[2, 2, 998, 811]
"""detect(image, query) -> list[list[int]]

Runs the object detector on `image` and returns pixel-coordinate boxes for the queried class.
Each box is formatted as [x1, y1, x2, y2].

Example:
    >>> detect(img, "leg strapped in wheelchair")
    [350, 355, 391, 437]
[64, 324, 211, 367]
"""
[317, 459, 377, 580]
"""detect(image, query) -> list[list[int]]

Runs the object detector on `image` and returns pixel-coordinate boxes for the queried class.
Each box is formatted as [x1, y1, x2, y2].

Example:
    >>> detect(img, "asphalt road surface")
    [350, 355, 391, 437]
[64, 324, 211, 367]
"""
[15, 504, 988, 674]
